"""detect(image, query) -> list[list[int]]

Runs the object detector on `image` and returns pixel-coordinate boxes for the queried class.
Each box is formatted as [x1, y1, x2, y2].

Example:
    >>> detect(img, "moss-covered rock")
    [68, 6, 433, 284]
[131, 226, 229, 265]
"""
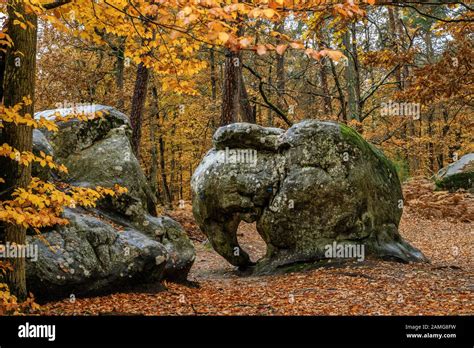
[26, 208, 168, 300]
[28, 105, 195, 299]
[192, 120, 427, 274]
[35, 105, 156, 213]
[435, 153, 474, 192]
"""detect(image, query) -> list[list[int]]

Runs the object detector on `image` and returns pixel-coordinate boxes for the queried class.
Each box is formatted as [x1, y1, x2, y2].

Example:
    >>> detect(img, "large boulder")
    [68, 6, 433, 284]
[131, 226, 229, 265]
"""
[192, 121, 426, 274]
[35, 105, 156, 214]
[25, 105, 195, 299]
[435, 153, 474, 192]
[26, 208, 168, 300]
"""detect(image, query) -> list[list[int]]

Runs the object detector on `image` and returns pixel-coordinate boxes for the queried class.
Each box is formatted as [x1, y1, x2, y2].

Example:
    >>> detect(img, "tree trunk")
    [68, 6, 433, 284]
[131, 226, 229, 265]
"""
[351, 23, 361, 119]
[387, 7, 402, 90]
[319, 58, 333, 115]
[1, 0, 38, 301]
[158, 111, 172, 209]
[210, 48, 217, 101]
[276, 23, 286, 112]
[159, 134, 172, 209]
[220, 50, 240, 126]
[329, 58, 347, 122]
[130, 62, 149, 160]
[115, 38, 125, 110]
[343, 29, 359, 122]
[239, 73, 255, 123]
[266, 64, 273, 126]
[148, 85, 161, 204]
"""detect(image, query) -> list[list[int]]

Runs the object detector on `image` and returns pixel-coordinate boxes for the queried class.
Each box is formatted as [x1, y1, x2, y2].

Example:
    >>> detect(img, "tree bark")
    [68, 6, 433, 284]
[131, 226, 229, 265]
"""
[159, 111, 172, 209]
[387, 7, 402, 90]
[319, 58, 333, 115]
[210, 48, 217, 101]
[220, 50, 240, 126]
[239, 73, 255, 123]
[276, 23, 286, 112]
[130, 62, 149, 160]
[343, 28, 360, 122]
[1, 0, 38, 301]
[329, 58, 347, 121]
[115, 38, 125, 110]
[159, 134, 172, 209]
[148, 84, 161, 204]
[266, 64, 273, 126]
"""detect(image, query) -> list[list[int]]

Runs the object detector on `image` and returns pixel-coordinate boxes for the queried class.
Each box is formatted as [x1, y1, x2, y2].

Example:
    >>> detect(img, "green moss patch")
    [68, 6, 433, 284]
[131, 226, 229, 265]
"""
[436, 172, 474, 191]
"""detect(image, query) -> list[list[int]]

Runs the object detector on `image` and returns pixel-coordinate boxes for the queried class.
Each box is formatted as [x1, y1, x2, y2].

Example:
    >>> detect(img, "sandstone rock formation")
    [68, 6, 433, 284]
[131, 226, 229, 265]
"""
[192, 120, 427, 274]
[25, 105, 195, 299]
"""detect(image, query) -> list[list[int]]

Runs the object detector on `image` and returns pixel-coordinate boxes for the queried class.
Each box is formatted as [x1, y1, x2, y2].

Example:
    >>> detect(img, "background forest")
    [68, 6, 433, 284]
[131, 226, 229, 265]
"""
[33, 1, 473, 205]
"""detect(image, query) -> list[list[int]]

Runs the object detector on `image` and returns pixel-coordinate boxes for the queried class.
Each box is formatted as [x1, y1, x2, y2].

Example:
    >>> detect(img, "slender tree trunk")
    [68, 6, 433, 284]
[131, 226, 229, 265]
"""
[130, 62, 149, 160]
[148, 84, 161, 204]
[266, 64, 273, 126]
[1, 0, 38, 301]
[169, 134, 175, 202]
[343, 29, 359, 122]
[220, 50, 240, 126]
[239, 74, 255, 123]
[149, 117, 160, 201]
[424, 30, 436, 173]
[351, 24, 361, 119]
[387, 7, 402, 90]
[159, 131, 172, 209]
[210, 48, 217, 101]
[316, 28, 333, 115]
[276, 23, 286, 113]
[329, 58, 347, 121]
[427, 109, 435, 173]
[115, 38, 125, 110]
[319, 58, 333, 115]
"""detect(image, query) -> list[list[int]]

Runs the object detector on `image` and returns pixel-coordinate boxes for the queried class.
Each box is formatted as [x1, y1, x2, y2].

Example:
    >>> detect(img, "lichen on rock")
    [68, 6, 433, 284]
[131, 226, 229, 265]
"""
[26, 105, 195, 300]
[192, 120, 427, 274]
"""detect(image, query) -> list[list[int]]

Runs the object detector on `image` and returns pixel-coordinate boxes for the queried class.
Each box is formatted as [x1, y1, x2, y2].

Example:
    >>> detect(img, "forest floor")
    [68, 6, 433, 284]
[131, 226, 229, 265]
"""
[44, 179, 473, 315]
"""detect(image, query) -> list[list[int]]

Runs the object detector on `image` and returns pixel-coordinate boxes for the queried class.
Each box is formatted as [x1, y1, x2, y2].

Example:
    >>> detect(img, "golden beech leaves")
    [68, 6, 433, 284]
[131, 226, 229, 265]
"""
[0, 99, 127, 257]
[31, 0, 361, 93]
[276, 44, 288, 55]
[0, 178, 127, 230]
[0, 282, 41, 316]
[256, 44, 267, 56]
[0, 99, 58, 131]
[322, 49, 346, 62]
[0, 143, 68, 173]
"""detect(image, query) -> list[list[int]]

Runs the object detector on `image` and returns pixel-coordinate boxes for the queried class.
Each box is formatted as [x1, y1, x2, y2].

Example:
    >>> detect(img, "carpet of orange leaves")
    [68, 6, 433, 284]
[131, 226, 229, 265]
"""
[44, 180, 473, 316]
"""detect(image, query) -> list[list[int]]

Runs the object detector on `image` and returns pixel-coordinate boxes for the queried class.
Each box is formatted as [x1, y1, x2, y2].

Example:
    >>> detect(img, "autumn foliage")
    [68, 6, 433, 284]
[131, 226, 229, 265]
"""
[0, 0, 472, 315]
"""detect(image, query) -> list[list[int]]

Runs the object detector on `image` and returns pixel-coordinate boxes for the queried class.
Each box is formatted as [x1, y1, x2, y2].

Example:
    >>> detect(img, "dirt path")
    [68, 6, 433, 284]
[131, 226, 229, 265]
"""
[44, 206, 473, 315]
